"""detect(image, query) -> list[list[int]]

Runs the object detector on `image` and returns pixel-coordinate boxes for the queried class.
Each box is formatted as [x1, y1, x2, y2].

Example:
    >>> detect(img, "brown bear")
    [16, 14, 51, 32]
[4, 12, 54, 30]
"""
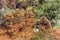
[38, 16, 53, 32]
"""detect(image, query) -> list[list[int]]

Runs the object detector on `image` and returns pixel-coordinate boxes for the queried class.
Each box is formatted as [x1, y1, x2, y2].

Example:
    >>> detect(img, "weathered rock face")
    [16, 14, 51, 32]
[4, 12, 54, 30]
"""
[0, 9, 35, 40]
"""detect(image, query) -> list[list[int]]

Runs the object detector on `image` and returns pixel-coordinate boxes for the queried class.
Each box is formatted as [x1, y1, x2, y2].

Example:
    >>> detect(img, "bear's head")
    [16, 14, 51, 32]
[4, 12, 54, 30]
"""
[38, 16, 48, 25]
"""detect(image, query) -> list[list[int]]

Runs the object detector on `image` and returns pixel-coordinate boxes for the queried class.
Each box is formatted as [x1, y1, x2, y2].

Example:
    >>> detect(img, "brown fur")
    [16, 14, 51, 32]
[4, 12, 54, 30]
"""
[38, 16, 53, 32]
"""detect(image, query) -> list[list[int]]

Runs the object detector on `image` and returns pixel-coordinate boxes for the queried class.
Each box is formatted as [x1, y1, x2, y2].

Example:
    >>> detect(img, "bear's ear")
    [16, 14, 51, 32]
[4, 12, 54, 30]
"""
[41, 16, 45, 20]
[43, 16, 45, 19]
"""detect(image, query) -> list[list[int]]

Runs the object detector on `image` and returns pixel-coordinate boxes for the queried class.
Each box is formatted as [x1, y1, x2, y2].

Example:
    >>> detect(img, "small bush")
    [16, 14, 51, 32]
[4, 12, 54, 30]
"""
[30, 30, 58, 40]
